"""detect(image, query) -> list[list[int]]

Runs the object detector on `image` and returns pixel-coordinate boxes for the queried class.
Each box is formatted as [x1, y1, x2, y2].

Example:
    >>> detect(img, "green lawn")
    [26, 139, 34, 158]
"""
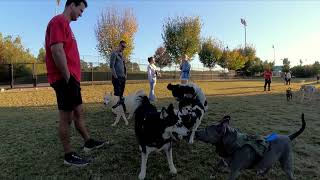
[0, 79, 319, 179]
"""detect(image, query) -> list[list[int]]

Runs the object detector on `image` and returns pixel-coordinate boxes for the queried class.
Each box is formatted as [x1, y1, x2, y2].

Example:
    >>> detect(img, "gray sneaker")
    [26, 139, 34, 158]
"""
[64, 152, 89, 167]
[83, 139, 107, 153]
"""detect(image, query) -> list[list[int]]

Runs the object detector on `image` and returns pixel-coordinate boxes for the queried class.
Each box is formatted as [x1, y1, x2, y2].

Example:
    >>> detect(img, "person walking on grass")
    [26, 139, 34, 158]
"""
[180, 54, 191, 84]
[45, 0, 106, 167]
[263, 67, 272, 91]
[286, 71, 292, 85]
[110, 40, 127, 112]
[147, 56, 160, 102]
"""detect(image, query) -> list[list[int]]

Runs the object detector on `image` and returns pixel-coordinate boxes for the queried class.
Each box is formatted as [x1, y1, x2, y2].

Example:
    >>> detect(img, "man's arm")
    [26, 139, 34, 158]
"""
[110, 52, 118, 78]
[51, 43, 70, 82]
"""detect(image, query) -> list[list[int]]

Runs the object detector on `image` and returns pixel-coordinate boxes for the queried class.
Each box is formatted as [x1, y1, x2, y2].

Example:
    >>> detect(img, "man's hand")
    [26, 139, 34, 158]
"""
[51, 43, 70, 83]
[64, 73, 70, 83]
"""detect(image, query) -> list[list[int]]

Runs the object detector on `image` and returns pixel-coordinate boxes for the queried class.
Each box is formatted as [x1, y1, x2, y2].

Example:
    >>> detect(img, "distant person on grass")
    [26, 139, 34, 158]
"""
[286, 71, 291, 85]
[147, 56, 160, 102]
[45, 0, 106, 167]
[180, 54, 191, 84]
[110, 40, 127, 112]
[263, 68, 272, 91]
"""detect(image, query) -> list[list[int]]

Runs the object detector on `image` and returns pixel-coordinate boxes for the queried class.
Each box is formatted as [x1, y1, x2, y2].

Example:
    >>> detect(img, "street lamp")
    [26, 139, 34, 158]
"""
[55, 0, 61, 15]
[240, 18, 247, 49]
[272, 44, 275, 64]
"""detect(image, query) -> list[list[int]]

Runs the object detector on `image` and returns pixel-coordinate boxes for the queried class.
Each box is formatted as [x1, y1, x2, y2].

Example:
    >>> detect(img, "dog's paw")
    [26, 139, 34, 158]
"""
[188, 138, 194, 144]
[111, 123, 116, 127]
[170, 167, 177, 174]
[138, 172, 146, 180]
[125, 122, 129, 126]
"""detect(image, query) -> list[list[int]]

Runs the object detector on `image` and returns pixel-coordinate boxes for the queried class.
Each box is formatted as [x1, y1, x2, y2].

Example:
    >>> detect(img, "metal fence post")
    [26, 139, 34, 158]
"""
[32, 63, 37, 87]
[9, 64, 14, 89]
[90, 62, 93, 85]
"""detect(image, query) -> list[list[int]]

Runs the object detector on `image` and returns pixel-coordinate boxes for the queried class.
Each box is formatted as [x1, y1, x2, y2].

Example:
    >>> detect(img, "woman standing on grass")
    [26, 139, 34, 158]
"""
[263, 67, 273, 91]
[147, 56, 160, 102]
[180, 54, 191, 84]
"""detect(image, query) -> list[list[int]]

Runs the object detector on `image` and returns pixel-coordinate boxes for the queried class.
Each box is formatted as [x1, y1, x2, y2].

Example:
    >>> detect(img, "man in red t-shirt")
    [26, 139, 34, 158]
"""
[263, 68, 273, 91]
[45, 0, 106, 167]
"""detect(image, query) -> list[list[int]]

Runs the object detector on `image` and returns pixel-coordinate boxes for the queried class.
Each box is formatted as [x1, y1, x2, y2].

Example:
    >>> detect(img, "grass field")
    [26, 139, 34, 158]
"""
[0, 79, 319, 179]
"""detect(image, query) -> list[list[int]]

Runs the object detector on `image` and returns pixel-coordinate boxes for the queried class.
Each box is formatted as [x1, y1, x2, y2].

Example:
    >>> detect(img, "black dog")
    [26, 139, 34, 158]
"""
[286, 87, 293, 101]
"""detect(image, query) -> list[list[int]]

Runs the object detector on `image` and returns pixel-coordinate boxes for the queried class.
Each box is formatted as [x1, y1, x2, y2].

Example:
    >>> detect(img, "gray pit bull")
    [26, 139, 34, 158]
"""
[195, 114, 306, 180]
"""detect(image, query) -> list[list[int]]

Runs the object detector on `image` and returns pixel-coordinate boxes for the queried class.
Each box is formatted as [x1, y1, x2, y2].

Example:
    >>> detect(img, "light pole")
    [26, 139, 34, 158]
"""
[240, 18, 247, 49]
[272, 44, 275, 64]
[55, 0, 61, 15]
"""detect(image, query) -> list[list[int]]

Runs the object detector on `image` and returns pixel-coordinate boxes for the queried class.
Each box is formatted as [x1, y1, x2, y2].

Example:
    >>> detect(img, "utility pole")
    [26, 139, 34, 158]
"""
[55, 0, 61, 15]
[240, 18, 247, 49]
[272, 44, 275, 64]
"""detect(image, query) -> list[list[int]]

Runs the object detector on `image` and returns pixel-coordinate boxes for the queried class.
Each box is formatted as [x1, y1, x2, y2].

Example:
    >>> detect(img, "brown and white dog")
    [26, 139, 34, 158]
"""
[104, 90, 146, 126]
[300, 85, 316, 102]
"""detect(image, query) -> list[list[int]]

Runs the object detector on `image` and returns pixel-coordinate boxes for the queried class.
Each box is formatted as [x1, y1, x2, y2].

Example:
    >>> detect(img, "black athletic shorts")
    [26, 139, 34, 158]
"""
[112, 76, 126, 97]
[51, 75, 82, 111]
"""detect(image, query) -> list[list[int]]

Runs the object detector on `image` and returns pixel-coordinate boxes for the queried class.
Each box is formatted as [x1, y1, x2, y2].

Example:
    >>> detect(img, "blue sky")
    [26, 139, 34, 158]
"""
[1, 0, 320, 67]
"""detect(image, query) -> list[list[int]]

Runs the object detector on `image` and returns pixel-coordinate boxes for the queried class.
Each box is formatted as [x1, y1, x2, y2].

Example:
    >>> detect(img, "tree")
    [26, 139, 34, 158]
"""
[217, 47, 229, 69]
[162, 16, 201, 64]
[312, 61, 320, 75]
[238, 45, 257, 75]
[248, 57, 264, 75]
[126, 61, 140, 72]
[95, 8, 138, 63]
[93, 63, 109, 72]
[262, 60, 275, 71]
[37, 47, 46, 62]
[299, 59, 303, 66]
[153, 46, 171, 70]
[198, 38, 222, 70]
[282, 58, 290, 72]
[226, 50, 246, 70]
[0, 34, 35, 64]
[80, 59, 90, 71]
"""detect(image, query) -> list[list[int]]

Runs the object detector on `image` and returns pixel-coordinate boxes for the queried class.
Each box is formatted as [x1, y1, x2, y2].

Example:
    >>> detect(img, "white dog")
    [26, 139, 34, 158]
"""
[300, 85, 316, 102]
[104, 90, 146, 126]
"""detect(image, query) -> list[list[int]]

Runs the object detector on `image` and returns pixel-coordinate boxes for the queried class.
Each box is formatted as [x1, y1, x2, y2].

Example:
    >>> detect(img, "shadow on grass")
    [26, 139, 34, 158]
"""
[0, 93, 319, 180]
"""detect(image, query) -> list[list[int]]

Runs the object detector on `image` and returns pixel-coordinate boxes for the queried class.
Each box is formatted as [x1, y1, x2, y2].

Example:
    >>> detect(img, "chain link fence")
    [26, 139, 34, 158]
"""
[0, 58, 235, 89]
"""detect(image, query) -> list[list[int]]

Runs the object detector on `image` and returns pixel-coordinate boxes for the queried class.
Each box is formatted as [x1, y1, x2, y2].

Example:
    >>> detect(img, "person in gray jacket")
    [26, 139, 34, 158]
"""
[110, 40, 127, 111]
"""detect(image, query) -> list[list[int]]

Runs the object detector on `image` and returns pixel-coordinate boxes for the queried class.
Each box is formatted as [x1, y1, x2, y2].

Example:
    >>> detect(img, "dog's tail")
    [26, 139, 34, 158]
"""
[289, 113, 306, 141]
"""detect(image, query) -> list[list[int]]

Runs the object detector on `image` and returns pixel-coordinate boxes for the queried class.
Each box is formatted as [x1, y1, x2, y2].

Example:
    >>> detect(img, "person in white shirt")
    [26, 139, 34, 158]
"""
[147, 57, 160, 102]
[286, 71, 291, 85]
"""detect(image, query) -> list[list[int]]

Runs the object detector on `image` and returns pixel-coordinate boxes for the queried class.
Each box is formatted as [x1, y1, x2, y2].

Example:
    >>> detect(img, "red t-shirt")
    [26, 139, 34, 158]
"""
[45, 14, 81, 84]
[264, 70, 272, 80]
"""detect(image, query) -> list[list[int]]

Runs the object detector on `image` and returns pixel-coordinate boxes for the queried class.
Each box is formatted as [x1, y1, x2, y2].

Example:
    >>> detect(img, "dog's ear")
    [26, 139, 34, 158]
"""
[184, 86, 195, 94]
[167, 83, 173, 90]
[222, 115, 231, 124]
[217, 115, 230, 135]
[167, 104, 174, 114]
[160, 107, 168, 119]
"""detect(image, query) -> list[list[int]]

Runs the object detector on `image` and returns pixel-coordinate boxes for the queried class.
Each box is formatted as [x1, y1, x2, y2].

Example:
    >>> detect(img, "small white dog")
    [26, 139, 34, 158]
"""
[104, 90, 146, 126]
[300, 85, 316, 102]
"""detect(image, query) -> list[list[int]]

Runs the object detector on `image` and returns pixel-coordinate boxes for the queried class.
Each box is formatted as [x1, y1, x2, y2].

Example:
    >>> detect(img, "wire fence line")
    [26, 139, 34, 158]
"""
[0, 56, 235, 89]
[80, 55, 224, 72]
